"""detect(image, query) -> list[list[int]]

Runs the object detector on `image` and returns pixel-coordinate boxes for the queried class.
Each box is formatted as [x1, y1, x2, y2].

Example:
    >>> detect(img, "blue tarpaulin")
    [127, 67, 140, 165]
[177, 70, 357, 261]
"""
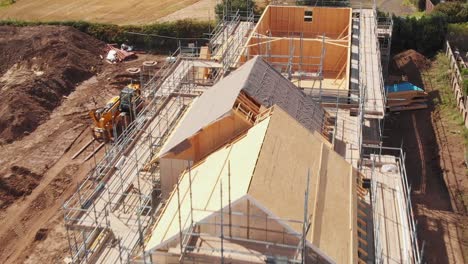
[385, 82, 424, 93]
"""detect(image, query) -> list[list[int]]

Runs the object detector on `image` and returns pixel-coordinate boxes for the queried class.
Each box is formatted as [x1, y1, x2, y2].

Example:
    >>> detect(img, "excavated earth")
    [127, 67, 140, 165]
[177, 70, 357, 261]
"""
[0, 25, 165, 263]
[0, 25, 104, 143]
[0, 25, 104, 209]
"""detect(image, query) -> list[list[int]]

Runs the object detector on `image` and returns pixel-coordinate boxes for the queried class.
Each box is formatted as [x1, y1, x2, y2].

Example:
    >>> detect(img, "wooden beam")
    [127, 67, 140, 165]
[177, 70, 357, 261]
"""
[337, 24, 350, 40]
[244, 36, 349, 49]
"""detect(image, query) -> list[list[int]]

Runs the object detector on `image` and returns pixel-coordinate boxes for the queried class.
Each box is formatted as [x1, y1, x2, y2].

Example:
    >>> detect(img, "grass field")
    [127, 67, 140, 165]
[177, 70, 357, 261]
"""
[0, 0, 215, 25]
[427, 53, 468, 261]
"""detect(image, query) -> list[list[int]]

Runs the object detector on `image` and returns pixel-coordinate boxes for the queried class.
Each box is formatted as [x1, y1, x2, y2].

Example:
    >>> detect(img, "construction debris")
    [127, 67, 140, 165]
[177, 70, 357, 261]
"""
[385, 82, 428, 111]
[105, 43, 136, 63]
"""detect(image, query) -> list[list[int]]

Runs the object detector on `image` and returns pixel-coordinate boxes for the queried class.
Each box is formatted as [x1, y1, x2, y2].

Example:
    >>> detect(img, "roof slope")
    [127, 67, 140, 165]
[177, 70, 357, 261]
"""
[249, 107, 357, 264]
[148, 106, 357, 263]
[160, 56, 327, 157]
[158, 61, 252, 155]
[147, 117, 270, 249]
[243, 56, 328, 134]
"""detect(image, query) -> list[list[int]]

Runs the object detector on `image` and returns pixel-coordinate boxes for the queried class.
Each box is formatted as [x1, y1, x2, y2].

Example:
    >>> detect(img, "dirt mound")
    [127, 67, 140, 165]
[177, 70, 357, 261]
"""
[0, 26, 104, 143]
[393, 49, 431, 70]
[391, 49, 431, 88]
[0, 166, 43, 209]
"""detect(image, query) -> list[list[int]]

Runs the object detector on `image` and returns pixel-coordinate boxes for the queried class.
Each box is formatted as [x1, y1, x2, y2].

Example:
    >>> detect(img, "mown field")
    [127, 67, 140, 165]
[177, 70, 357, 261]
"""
[0, 0, 216, 25]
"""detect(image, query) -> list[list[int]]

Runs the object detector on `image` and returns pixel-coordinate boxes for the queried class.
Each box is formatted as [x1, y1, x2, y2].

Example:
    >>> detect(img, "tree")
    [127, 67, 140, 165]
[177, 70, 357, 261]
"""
[392, 13, 448, 55]
[433, 2, 468, 23]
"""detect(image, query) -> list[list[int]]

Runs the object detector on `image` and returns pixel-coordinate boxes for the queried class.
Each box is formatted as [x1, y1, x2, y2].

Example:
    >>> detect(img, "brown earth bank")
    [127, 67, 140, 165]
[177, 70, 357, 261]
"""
[0, 25, 165, 263]
[384, 50, 467, 263]
[0, 25, 104, 144]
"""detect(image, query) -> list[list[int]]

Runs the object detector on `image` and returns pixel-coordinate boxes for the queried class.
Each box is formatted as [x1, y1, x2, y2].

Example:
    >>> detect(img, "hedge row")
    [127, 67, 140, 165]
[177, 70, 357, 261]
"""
[389, 1, 468, 56]
[392, 13, 448, 55]
[0, 19, 215, 53]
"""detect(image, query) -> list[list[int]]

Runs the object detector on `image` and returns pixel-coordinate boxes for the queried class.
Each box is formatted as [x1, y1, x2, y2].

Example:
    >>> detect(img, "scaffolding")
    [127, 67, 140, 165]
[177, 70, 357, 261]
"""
[134, 166, 334, 264]
[270, 0, 350, 7]
[360, 145, 425, 264]
[376, 14, 393, 81]
[209, 9, 255, 73]
[63, 48, 195, 263]
[62, 3, 421, 264]
[63, 9, 256, 264]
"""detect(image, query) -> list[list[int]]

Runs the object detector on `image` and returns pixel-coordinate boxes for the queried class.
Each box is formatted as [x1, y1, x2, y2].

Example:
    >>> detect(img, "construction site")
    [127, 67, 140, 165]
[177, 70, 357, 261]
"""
[1, 1, 454, 264]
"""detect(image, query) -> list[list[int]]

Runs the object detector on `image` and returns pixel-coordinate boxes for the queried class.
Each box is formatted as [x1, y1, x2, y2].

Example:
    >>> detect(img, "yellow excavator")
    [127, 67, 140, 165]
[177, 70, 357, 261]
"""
[89, 83, 142, 142]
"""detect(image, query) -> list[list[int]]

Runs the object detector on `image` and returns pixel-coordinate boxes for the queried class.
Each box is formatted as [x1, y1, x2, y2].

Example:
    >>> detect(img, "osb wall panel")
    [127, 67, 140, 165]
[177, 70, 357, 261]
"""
[163, 112, 251, 162]
[247, 37, 348, 75]
[265, 6, 351, 38]
[248, 107, 356, 263]
[160, 158, 190, 199]
[197, 199, 299, 246]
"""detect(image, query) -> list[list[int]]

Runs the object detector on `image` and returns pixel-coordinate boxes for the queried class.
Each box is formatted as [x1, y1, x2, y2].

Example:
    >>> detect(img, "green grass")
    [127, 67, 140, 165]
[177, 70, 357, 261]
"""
[429, 53, 468, 143]
[0, 0, 15, 8]
[402, 0, 412, 7]
[408, 11, 425, 19]
[428, 52, 468, 260]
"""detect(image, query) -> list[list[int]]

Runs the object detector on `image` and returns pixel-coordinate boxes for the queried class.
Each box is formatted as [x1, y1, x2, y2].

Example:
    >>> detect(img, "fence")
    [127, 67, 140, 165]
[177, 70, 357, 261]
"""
[445, 40, 468, 129]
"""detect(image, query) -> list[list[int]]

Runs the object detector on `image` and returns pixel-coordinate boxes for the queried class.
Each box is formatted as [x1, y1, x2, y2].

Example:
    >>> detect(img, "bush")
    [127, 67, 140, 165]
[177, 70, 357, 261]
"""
[215, 0, 259, 20]
[391, 0, 468, 55]
[0, 19, 214, 53]
[432, 2, 468, 23]
[392, 13, 448, 55]
[462, 68, 468, 97]
[447, 23, 468, 51]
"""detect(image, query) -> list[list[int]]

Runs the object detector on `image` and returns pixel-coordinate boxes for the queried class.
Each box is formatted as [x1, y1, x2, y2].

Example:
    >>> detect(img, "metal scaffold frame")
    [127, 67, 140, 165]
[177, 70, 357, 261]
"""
[244, 31, 328, 99]
[134, 167, 333, 264]
[63, 60, 194, 264]
[376, 14, 393, 80]
[361, 145, 425, 264]
[63, 8, 256, 263]
[62, 2, 414, 263]
[270, 0, 350, 7]
[209, 10, 255, 73]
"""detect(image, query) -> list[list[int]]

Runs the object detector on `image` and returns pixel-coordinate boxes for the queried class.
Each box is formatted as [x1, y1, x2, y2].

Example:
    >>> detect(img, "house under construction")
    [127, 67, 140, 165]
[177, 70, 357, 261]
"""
[62, 2, 423, 264]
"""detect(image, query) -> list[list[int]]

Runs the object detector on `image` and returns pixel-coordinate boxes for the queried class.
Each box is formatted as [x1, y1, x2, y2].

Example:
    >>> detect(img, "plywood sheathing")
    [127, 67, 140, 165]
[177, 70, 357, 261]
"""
[158, 196, 333, 263]
[159, 56, 330, 160]
[257, 6, 351, 38]
[247, 37, 348, 74]
[147, 107, 358, 263]
[249, 107, 358, 264]
[160, 113, 252, 198]
[147, 117, 271, 250]
[242, 6, 352, 91]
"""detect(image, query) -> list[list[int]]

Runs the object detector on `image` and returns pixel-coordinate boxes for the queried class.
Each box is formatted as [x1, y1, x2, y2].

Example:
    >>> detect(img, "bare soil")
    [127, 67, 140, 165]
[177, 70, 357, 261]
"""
[0, 25, 165, 263]
[385, 50, 467, 263]
[0, 26, 104, 143]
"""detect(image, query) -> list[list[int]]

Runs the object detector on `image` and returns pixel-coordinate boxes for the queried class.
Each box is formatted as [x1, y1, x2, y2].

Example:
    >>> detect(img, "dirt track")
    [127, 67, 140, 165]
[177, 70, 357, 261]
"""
[384, 51, 467, 263]
[0, 25, 165, 263]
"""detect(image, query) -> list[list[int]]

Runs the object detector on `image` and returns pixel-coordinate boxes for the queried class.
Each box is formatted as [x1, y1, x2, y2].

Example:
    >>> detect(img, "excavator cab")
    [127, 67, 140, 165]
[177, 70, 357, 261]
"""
[89, 96, 121, 142]
[119, 85, 141, 114]
[89, 83, 143, 143]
